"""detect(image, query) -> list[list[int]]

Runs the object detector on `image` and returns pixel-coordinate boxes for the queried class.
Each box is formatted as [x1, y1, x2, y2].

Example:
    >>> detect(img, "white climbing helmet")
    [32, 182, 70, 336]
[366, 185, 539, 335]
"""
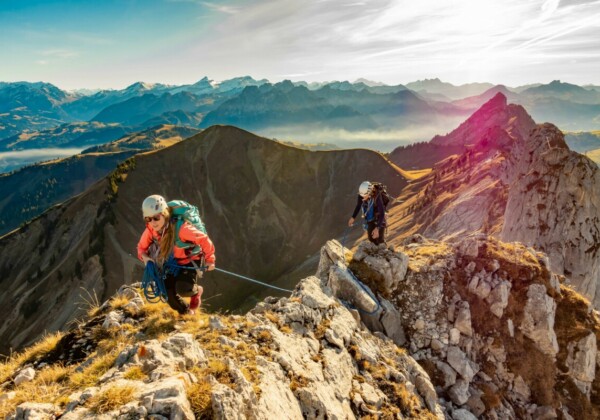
[142, 195, 168, 217]
[358, 181, 372, 197]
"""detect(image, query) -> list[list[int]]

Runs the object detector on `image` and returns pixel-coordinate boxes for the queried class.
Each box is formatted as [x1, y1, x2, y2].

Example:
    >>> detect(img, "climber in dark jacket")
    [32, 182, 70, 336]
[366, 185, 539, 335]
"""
[348, 181, 387, 245]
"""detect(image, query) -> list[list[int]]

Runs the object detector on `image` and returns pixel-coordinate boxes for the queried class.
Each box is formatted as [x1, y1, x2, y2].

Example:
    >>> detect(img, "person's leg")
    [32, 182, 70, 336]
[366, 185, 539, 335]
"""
[176, 268, 202, 312]
[164, 272, 189, 314]
[367, 221, 377, 244]
[376, 225, 386, 245]
[175, 269, 199, 297]
[367, 221, 386, 245]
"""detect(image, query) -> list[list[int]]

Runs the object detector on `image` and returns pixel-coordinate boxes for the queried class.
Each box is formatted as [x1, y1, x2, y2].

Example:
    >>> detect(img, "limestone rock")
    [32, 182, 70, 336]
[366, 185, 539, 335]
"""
[448, 378, 470, 405]
[447, 346, 478, 382]
[512, 375, 531, 401]
[102, 310, 124, 329]
[379, 298, 406, 346]
[415, 375, 438, 412]
[14, 367, 36, 386]
[255, 358, 303, 418]
[141, 377, 194, 420]
[452, 408, 478, 420]
[328, 262, 378, 313]
[454, 302, 473, 337]
[486, 281, 511, 318]
[11, 403, 57, 420]
[316, 239, 346, 282]
[565, 332, 597, 396]
[520, 284, 559, 356]
[434, 361, 457, 389]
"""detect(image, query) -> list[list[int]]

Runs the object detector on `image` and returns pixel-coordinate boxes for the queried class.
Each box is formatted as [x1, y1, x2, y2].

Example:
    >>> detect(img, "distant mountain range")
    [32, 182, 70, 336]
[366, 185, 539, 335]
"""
[0, 124, 200, 235]
[3, 77, 600, 157]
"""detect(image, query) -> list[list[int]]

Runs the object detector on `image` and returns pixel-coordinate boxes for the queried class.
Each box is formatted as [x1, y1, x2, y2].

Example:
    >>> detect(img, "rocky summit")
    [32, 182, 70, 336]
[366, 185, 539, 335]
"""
[1, 235, 598, 419]
[391, 93, 600, 310]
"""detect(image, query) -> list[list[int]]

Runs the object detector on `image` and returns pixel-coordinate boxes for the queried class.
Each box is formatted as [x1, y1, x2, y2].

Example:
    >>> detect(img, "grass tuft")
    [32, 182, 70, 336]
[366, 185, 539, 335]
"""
[87, 384, 136, 414]
[186, 378, 213, 418]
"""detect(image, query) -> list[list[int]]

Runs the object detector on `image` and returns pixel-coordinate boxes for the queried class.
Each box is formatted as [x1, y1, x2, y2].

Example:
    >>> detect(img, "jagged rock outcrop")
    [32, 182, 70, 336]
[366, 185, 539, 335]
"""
[500, 123, 600, 307]
[392, 93, 600, 309]
[321, 238, 600, 419]
[2, 255, 442, 419]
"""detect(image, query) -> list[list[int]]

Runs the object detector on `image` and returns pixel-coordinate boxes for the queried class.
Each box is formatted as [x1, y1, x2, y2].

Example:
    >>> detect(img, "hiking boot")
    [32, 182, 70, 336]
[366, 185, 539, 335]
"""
[189, 287, 203, 311]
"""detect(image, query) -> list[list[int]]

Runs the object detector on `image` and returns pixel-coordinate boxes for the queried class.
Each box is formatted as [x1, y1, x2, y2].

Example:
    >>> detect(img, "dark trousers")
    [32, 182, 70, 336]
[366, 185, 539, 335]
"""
[164, 266, 200, 314]
[367, 221, 386, 245]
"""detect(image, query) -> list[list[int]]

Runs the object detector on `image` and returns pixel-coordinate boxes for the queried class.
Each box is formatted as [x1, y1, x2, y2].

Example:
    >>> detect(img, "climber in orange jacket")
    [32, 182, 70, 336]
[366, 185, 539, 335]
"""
[137, 195, 215, 315]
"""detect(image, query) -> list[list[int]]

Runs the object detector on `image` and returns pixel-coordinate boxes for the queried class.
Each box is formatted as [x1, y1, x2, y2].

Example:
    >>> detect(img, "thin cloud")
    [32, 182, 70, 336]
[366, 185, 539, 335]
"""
[511, 13, 600, 52]
[166, 0, 240, 14]
[40, 49, 78, 58]
[202, 1, 240, 14]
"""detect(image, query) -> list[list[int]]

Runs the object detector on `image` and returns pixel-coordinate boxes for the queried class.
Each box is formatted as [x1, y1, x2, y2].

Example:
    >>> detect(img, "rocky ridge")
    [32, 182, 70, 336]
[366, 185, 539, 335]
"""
[0, 242, 442, 419]
[391, 93, 600, 309]
[337, 237, 599, 419]
[3, 236, 599, 419]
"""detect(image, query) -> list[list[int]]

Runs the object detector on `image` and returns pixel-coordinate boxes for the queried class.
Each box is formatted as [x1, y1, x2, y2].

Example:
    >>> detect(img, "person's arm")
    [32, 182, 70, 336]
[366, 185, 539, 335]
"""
[137, 228, 154, 265]
[179, 223, 216, 269]
[348, 195, 363, 226]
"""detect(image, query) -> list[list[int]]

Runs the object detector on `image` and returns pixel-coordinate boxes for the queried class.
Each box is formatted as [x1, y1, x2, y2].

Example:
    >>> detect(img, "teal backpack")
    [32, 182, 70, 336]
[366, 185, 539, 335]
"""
[167, 200, 207, 256]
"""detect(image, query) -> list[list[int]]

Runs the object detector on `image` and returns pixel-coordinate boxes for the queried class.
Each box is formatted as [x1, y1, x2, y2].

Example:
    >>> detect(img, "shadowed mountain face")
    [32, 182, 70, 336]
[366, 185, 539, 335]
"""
[0, 125, 407, 355]
[0, 151, 137, 236]
[0, 122, 130, 152]
[81, 124, 200, 154]
[0, 125, 199, 236]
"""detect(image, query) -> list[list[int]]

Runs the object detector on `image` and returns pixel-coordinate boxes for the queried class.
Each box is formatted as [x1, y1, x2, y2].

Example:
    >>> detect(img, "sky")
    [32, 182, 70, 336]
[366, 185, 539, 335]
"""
[1, 0, 600, 90]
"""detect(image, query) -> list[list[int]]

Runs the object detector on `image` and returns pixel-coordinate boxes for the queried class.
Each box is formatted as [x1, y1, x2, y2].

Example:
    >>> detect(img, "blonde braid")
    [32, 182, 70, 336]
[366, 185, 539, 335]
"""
[158, 207, 175, 264]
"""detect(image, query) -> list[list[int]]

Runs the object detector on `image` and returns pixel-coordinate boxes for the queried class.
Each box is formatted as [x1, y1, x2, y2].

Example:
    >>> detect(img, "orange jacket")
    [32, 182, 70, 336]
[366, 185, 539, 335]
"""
[137, 221, 216, 265]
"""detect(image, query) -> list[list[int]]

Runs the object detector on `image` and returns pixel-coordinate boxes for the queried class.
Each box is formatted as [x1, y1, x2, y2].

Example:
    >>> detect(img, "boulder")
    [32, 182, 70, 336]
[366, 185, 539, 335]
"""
[316, 240, 346, 283]
[434, 361, 457, 389]
[11, 403, 58, 420]
[102, 310, 124, 329]
[141, 376, 194, 419]
[452, 408, 478, 420]
[565, 332, 597, 396]
[487, 281, 511, 318]
[520, 284, 558, 356]
[328, 263, 378, 313]
[379, 298, 406, 346]
[454, 302, 473, 337]
[447, 346, 478, 382]
[448, 378, 470, 405]
[14, 367, 36, 386]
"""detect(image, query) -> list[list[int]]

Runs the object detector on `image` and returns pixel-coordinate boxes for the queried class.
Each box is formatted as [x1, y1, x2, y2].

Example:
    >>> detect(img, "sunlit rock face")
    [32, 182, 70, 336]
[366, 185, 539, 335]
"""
[321, 238, 600, 420]
[389, 93, 600, 308]
[501, 123, 600, 307]
[3, 256, 444, 420]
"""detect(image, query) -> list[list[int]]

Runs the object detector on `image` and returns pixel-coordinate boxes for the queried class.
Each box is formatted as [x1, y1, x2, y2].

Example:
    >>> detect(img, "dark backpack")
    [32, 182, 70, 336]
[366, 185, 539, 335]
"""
[167, 200, 207, 256]
[371, 182, 391, 208]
